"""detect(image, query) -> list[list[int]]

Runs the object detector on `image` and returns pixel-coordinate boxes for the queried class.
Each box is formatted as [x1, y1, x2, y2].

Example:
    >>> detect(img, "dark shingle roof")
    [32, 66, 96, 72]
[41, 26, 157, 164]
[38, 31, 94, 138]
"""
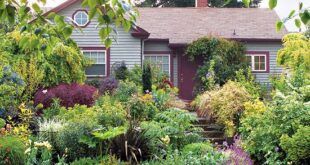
[136, 8, 288, 43]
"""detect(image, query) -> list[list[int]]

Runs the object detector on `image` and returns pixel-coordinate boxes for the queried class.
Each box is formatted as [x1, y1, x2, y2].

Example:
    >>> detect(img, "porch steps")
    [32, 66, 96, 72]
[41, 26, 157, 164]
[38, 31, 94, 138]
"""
[193, 116, 226, 145]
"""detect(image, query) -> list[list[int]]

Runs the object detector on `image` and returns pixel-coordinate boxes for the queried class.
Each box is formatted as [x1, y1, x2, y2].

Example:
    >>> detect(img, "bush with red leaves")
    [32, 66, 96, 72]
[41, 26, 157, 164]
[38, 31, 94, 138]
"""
[99, 77, 119, 95]
[34, 83, 98, 108]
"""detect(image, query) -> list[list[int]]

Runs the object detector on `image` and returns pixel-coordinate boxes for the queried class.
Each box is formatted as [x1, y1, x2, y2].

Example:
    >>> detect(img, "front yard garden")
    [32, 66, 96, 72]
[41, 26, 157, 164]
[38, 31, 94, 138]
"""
[0, 1, 309, 164]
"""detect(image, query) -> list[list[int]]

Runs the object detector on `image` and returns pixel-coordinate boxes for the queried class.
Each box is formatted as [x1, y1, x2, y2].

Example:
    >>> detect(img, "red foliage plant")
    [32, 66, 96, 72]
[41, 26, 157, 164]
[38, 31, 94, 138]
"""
[34, 83, 98, 108]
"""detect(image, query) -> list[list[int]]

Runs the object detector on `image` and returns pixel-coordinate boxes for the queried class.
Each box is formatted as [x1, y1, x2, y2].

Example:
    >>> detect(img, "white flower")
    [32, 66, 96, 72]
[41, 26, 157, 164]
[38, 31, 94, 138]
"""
[24, 148, 31, 155]
[42, 90, 48, 94]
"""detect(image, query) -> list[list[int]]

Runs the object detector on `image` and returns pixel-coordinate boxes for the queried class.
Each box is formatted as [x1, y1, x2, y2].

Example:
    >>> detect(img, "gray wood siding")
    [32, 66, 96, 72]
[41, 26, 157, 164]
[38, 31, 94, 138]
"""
[245, 42, 283, 85]
[143, 41, 178, 86]
[58, 1, 142, 69]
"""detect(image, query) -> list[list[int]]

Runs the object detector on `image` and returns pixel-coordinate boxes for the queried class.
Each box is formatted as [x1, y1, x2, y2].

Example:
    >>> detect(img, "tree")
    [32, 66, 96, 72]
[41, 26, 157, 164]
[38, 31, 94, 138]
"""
[277, 33, 310, 72]
[0, 0, 137, 47]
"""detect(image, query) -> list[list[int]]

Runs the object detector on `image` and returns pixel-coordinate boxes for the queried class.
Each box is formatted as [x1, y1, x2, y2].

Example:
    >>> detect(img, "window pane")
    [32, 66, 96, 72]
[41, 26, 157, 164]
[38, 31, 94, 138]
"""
[254, 63, 260, 70]
[163, 64, 169, 72]
[260, 63, 266, 70]
[260, 56, 265, 63]
[254, 56, 260, 63]
[86, 64, 106, 76]
[163, 56, 169, 63]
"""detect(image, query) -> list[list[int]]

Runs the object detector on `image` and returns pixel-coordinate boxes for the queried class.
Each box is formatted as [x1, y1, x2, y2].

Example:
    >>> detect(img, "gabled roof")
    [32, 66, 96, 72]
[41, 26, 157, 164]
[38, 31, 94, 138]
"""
[42, 0, 287, 44]
[137, 8, 288, 44]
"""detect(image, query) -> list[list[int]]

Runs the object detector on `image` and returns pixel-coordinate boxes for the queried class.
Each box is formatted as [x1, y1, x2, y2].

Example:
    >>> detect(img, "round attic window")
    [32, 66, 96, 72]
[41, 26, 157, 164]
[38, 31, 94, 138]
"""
[73, 10, 89, 27]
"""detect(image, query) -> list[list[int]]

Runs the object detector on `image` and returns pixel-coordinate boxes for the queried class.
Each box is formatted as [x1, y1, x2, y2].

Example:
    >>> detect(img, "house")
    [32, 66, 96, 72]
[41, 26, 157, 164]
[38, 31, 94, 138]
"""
[43, 0, 288, 100]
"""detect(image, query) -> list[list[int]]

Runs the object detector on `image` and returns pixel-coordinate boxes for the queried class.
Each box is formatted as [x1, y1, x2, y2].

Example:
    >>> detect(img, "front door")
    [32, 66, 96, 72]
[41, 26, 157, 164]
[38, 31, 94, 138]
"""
[178, 54, 204, 100]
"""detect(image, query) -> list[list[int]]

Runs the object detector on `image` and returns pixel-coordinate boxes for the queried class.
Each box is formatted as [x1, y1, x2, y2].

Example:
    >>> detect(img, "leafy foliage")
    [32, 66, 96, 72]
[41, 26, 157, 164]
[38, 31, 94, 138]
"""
[141, 108, 202, 152]
[128, 95, 158, 121]
[240, 92, 310, 164]
[277, 33, 310, 72]
[280, 126, 310, 163]
[142, 63, 152, 93]
[192, 81, 251, 136]
[99, 77, 119, 95]
[114, 80, 138, 102]
[186, 37, 248, 92]
[34, 83, 98, 109]
[114, 62, 129, 81]
[142, 147, 225, 165]
[0, 26, 90, 99]
[0, 0, 137, 48]
[0, 135, 26, 165]
[0, 66, 24, 113]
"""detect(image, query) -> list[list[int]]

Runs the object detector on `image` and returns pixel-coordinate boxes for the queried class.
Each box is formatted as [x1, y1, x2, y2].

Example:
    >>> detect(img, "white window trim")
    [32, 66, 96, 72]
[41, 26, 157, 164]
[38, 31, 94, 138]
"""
[82, 49, 107, 77]
[73, 11, 89, 27]
[246, 54, 267, 72]
[144, 54, 171, 77]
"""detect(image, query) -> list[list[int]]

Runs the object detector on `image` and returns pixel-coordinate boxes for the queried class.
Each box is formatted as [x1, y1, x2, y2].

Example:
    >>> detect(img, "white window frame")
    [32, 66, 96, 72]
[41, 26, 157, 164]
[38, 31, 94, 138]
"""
[73, 11, 89, 27]
[82, 49, 107, 77]
[144, 54, 171, 77]
[246, 54, 267, 72]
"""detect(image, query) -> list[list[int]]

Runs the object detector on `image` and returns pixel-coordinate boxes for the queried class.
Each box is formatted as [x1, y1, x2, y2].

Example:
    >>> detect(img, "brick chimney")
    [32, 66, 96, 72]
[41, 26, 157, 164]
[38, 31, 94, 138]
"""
[195, 0, 208, 7]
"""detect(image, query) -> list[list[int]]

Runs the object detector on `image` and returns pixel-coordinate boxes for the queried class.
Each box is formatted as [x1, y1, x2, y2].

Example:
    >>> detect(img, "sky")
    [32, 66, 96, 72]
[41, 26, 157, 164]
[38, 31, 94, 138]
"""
[35, 0, 310, 32]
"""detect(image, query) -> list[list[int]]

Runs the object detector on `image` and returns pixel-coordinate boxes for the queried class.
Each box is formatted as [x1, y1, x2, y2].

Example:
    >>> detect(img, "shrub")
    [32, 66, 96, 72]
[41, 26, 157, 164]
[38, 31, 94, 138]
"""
[234, 68, 264, 99]
[70, 157, 100, 165]
[42, 99, 63, 120]
[240, 92, 310, 164]
[142, 148, 225, 165]
[96, 95, 127, 127]
[0, 118, 5, 128]
[34, 83, 98, 108]
[277, 33, 310, 72]
[55, 105, 100, 161]
[0, 65, 25, 112]
[99, 77, 118, 95]
[181, 142, 214, 155]
[186, 36, 248, 92]
[128, 65, 143, 86]
[142, 62, 152, 93]
[114, 61, 129, 81]
[192, 81, 251, 136]
[0, 135, 26, 165]
[128, 94, 158, 121]
[280, 126, 310, 163]
[0, 28, 90, 99]
[141, 108, 202, 152]
[152, 86, 179, 111]
[114, 80, 138, 102]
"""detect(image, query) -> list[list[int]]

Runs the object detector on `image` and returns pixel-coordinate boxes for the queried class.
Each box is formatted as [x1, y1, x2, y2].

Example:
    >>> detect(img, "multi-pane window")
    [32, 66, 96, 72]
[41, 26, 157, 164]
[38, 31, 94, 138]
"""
[83, 50, 106, 76]
[144, 55, 170, 76]
[73, 11, 89, 26]
[246, 54, 267, 72]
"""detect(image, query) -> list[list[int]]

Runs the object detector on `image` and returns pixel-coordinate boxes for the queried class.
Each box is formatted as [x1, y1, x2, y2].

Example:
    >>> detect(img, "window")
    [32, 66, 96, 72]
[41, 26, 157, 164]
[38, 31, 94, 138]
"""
[246, 53, 268, 72]
[144, 55, 170, 76]
[82, 50, 106, 76]
[73, 10, 89, 27]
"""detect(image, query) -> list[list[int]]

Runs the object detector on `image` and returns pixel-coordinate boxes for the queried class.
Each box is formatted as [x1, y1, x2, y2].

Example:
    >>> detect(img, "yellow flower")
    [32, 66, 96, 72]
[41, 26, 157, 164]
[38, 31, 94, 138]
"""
[34, 141, 52, 150]
[161, 135, 170, 145]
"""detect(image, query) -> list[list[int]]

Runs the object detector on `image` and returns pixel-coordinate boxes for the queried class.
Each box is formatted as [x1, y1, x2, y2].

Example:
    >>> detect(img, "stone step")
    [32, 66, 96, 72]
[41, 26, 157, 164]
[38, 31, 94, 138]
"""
[194, 124, 224, 131]
[199, 130, 224, 138]
[205, 137, 226, 145]
[195, 118, 214, 125]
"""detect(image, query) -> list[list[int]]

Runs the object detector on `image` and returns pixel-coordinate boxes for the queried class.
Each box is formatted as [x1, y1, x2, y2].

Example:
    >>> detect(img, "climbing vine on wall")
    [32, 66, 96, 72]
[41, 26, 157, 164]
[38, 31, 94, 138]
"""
[185, 37, 249, 93]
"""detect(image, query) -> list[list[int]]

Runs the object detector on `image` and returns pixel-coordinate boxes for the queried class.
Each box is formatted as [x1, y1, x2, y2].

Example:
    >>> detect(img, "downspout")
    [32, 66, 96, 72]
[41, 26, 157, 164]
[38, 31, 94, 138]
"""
[141, 39, 145, 68]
